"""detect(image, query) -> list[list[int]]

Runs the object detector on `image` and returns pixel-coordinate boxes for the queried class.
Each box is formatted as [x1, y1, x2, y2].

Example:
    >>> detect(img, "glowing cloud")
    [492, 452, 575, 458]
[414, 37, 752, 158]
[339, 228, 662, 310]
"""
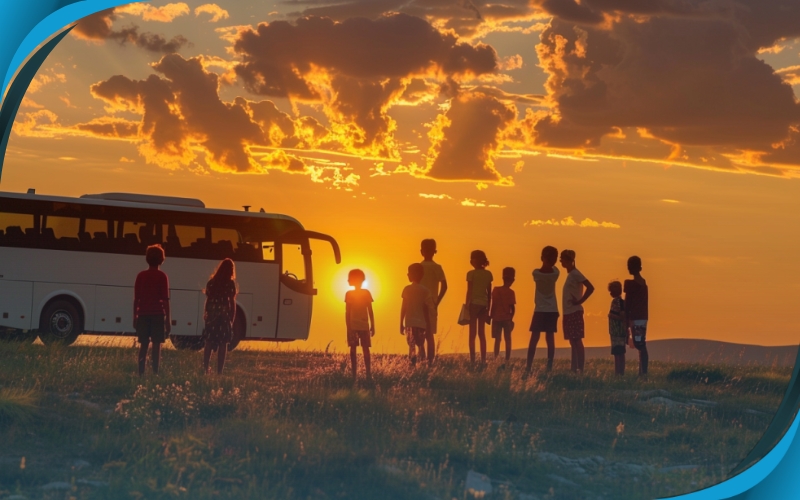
[525, 216, 620, 228]
[194, 4, 230, 22]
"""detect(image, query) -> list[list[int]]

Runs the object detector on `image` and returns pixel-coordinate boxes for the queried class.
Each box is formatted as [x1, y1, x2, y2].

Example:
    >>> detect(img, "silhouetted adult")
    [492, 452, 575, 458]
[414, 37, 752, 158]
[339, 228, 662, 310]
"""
[203, 258, 238, 375]
[624, 256, 649, 377]
[133, 245, 171, 376]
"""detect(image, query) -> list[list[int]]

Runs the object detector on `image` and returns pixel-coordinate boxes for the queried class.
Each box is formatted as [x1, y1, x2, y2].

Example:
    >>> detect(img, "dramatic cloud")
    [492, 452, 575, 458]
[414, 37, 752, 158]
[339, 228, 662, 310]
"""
[84, 54, 327, 174]
[425, 92, 516, 183]
[116, 3, 190, 22]
[232, 14, 497, 158]
[194, 4, 230, 22]
[524, 216, 620, 228]
[288, 0, 547, 38]
[514, 1, 800, 175]
[72, 8, 189, 53]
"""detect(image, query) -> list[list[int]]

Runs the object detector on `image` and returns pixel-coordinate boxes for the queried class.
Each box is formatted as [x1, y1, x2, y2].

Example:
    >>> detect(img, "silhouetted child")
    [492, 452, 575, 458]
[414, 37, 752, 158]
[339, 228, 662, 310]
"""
[133, 244, 171, 376]
[528, 246, 560, 374]
[560, 249, 594, 374]
[466, 250, 492, 364]
[401, 263, 433, 365]
[607, 281, 627, 376]
[202, 258, 238, 375]
[624, 256, 649, 377]
[345, 269, 375, 381]
[420, 239, 447, 363]
[490, 267, 516, 365]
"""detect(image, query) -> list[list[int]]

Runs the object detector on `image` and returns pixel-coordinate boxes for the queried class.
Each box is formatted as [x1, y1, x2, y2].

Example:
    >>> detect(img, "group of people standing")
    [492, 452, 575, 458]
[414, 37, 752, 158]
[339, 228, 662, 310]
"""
[133, 244, 238, 376]
[345, 240, 649, 382]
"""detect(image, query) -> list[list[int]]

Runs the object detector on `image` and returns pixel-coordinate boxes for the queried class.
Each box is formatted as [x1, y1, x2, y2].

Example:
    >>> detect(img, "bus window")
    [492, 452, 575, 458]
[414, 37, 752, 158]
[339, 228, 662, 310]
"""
[117, 221, 147, 254]
[44, 215, 78, 235]
[165, 224, 207, 258]
[0, 212, 35, 245]
[262, 241, 276, 261]
[211, 227, 240, 259]
[281, 243, 305, 281]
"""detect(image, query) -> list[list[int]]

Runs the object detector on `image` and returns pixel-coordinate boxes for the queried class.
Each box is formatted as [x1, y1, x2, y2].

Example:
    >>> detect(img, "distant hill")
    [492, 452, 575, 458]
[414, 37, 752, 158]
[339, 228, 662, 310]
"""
[511, 339, 799, 367]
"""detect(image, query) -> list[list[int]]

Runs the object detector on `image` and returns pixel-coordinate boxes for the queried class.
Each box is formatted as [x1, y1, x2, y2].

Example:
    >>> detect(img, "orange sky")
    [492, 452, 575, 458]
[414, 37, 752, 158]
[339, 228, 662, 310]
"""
[4, 1, 800, 352]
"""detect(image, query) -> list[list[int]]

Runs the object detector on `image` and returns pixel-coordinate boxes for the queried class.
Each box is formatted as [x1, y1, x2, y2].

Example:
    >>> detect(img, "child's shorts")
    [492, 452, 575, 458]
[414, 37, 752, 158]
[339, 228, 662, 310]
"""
[530, 311, 559, 333]
[563, 311, 585, 340]
[136, 314, 166, 344]
[405, 327, 426, 347]
[491, 320, 514, 339]
[469, 304, 488, 323]
[347, 329, 371, 348]
[631, 320, 648, 349]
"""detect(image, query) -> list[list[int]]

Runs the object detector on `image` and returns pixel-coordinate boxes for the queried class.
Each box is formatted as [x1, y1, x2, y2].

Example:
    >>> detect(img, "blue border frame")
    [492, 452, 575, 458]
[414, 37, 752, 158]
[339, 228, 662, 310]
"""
[2, 3, 799, 498]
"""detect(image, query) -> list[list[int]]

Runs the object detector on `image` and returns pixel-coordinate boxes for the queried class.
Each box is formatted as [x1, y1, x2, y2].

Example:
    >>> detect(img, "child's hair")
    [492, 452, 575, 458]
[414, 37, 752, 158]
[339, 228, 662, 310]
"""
[470, 250, 489, 267]
[211, 258, 236, 282]
[627, 255, 642, 273]
[608, 280, 622, 295]
[541, 245, 558, 263]
[408, 263, 424, 282]
[348, 269, 366, 283]
[145, 244, 165, 266]
[421, 239, 437, 255]
[560, 249, 576, 262]
[502, 267, 515, 280]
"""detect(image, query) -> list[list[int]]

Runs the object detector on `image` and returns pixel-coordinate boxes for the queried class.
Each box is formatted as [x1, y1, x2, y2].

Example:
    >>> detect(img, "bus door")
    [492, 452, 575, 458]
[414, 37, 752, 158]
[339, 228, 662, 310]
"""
[276, 242, 312, 339]
[275, 231, 340, 340]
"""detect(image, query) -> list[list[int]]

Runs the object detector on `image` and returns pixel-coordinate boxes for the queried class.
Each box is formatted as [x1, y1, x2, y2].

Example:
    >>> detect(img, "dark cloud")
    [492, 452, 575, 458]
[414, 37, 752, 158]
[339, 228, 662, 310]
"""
[89, 54, 316, 173]
[72, 8, 188, 53]
[525, 10, 800, 170]
[425, 92, 516, 182]
[232, 14, 497, 157]
[287, 0, 539, 38]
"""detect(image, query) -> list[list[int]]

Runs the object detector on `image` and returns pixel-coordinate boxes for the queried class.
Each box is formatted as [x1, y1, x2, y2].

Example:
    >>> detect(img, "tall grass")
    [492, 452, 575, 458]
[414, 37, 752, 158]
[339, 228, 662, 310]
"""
[0, 339, 791, 499]
[0, 387, 38, 424]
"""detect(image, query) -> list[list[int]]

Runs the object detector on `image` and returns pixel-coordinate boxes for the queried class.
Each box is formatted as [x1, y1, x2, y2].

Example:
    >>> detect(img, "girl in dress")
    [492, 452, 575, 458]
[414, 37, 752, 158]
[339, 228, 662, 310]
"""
[203, 258, 238, 375]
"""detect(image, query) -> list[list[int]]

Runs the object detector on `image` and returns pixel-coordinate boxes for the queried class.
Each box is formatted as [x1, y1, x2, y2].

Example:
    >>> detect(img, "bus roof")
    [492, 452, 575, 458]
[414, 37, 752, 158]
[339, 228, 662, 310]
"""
[0, 190, 304, 227]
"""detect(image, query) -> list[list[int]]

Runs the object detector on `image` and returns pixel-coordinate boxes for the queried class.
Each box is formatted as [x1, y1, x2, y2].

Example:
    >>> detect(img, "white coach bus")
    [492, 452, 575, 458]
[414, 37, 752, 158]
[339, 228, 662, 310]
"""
[0, 190, 340, 349]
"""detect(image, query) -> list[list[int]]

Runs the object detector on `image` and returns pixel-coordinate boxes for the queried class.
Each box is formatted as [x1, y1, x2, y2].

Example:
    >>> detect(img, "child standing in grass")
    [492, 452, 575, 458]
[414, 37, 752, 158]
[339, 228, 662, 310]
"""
[420, 239, 447, 363]
[624, 256, 649, 378]
[607, 281, 627, 376]
[203, 258, 238, 375]
[560, 249, 594, 374]
[528, 246, 560, 375]
[490, 267, 516, 366]
[345, 269, 375, 381]
[133, 244, 170, 376]
[466, 250, 492, 364]
[401, 263, 433, 365]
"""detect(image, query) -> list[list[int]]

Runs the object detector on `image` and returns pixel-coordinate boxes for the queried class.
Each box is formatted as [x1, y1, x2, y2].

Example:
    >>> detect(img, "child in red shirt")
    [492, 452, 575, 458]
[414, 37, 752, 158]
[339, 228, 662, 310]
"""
[490, 267, 516, 365]
[133, 245, 171, 376]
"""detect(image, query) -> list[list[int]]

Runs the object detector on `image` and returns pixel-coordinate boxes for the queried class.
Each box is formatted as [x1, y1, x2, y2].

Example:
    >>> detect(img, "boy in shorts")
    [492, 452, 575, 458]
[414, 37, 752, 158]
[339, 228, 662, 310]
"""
[345, 269, 375, 381]
[624, 256, 649, 377]
[420, 239, 447, 362]
[400, 263, 433, 365]
[133, 244, 171, 376]
[490, 267, 516, 365]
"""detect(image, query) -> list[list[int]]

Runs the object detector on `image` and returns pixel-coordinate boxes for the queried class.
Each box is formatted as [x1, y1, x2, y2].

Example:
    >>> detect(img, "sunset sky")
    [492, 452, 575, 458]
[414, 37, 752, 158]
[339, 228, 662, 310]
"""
[4, 0, 800, 353]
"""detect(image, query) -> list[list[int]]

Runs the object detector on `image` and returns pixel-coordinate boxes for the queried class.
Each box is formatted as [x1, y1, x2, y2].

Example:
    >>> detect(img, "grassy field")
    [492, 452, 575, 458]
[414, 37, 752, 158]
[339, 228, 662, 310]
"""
[0, 340, 792, 500]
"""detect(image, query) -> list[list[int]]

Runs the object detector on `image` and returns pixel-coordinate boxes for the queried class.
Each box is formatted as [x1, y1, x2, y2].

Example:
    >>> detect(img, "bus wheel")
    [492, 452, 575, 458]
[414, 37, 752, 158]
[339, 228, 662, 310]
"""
[228, 309, 246, 351]
[39, 300, 82, 346]
[0, 328, 37, 343]
[170, 335, 204, 351]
